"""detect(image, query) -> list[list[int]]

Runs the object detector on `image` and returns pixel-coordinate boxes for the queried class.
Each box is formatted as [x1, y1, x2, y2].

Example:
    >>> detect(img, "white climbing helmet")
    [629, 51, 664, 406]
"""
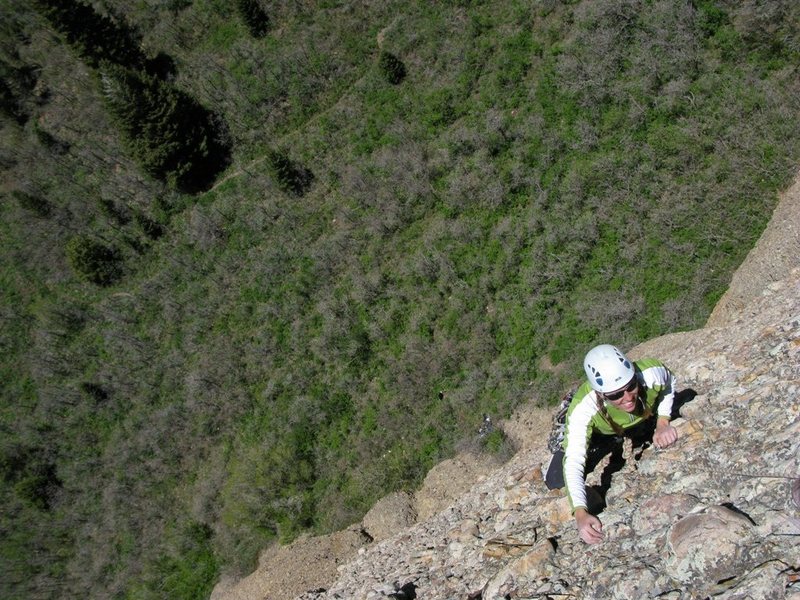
[583, 344, 635, 393]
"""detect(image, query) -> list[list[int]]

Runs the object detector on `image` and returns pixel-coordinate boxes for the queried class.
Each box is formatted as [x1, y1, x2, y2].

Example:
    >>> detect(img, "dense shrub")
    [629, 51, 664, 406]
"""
[480, 428, 515, 461]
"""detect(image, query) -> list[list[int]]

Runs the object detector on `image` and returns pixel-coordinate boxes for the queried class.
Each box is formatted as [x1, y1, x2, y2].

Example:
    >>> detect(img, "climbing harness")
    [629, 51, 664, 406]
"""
[547, 389, 574, 454]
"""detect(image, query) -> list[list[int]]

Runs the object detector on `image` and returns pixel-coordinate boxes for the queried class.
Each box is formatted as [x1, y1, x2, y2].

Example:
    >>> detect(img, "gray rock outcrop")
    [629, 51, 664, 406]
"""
[707, 171, 800, 326]
[362, 492, 416, 542]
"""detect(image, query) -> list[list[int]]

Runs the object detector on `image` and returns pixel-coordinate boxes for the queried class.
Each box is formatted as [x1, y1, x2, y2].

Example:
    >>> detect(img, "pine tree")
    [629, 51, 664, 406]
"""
[12, 190, 51, 218]
[34, 0, 146, 69]
[265, 149, 312, 196]
[0, 59, 38, 124]
[378, 50, 407, 84]
[66, 235, 122, 286]
[236, 0, 270, 38]
[98, 62, 231, 192]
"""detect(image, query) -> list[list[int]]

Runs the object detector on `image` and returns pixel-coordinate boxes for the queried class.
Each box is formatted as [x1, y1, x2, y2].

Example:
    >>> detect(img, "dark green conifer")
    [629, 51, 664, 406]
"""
[98, 62, 231, 192]
[265, 149, 313, 196]
[65, 235, 122, 286]
[33, 124, 70, 154]
[0, 60, 39, 124]
[1, 445, 61, 511]
[236, 0, 270, 38]
[12, 190, 51, 217]
[134, 212, 165, 240]
[378, 50, 407, 84]
[34, 0, 146, 69]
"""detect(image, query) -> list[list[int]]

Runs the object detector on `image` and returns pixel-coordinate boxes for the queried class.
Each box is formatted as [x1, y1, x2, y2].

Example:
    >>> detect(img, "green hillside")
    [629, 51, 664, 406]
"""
[1, 1, 799, 598]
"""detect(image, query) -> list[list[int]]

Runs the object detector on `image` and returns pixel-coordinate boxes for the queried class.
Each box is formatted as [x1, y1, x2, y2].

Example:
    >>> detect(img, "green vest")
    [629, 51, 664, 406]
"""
[569, 358, 670, 436]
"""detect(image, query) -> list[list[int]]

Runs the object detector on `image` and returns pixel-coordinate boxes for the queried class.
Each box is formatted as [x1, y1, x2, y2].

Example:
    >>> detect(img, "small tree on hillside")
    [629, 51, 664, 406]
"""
[265, 149, 313, 196]
[0, 59, 39, 124]
[34, 0, 146, 69]
[98, 62, 231, 192]
[66, 235, 122, 286]
[12, 190, 52, 217]
[378, 50, 406, 84]
[236, 0, 270, 38]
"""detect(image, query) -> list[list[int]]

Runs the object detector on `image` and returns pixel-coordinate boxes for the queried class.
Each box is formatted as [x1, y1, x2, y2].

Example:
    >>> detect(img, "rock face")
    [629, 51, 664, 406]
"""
[213, 433, 509, 600]
[211, 525, 371, 600]
[292, 268, 800, 598]
[216, 176, 800, 600]
[707, 170, 800, 327]
[362, 492, 416, 542]
[665, 505, 756, 589]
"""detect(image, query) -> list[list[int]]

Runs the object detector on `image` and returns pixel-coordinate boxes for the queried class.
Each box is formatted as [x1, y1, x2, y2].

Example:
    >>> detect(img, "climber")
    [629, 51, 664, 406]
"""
[545, 344, 678, 544]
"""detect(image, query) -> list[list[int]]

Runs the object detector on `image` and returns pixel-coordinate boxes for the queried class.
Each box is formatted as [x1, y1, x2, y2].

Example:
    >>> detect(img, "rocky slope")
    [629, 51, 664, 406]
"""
[215, 173, 800, 600]
[211, 449, 513, 600]
[706, 171, 800, 327]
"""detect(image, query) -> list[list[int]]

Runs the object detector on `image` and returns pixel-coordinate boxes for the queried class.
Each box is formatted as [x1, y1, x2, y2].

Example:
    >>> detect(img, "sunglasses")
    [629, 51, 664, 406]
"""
[603, 378, 638, 401]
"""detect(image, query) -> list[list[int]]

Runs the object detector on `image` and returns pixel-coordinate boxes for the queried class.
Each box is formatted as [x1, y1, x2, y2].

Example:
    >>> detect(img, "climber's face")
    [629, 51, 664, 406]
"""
[604, 378, 638, 412]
